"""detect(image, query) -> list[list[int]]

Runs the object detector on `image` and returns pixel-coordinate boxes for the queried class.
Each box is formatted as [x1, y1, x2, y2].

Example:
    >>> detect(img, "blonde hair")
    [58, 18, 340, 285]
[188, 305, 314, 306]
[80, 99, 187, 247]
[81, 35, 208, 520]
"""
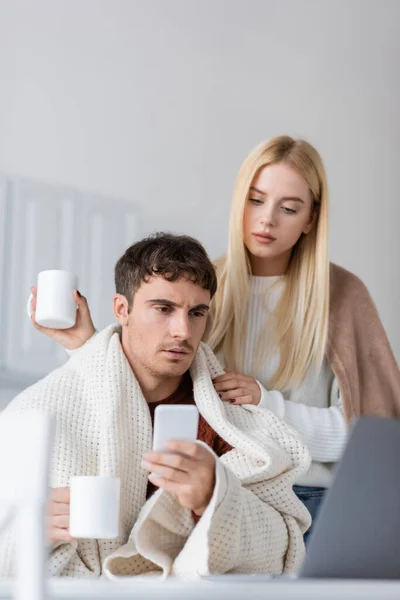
[208, 136, 330, 391]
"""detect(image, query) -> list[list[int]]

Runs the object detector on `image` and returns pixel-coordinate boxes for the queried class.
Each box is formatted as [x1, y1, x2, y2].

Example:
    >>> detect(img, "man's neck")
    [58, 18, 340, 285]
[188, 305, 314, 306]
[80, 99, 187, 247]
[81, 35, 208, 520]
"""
[134, 370, 182, 404]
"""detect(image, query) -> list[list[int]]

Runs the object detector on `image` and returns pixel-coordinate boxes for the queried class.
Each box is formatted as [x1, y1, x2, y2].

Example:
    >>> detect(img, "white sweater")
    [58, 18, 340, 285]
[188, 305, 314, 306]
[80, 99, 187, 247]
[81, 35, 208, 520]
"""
[0, 325, 311, 578]
[232, 276, 347, 488]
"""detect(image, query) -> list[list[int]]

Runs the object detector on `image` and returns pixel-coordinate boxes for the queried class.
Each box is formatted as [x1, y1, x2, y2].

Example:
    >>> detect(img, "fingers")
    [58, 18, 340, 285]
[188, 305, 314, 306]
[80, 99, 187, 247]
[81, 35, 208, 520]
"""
[218, 388, 252, 402]
[50, 501, 70, 516]
[142, 448, 194, 482]
[30, 313, 43, 330]
[51, 514, 70, 528]
[142, 443, 214, 483]
[74, 290, 91, 318]
[143, 462, 189, 483]
[50, 527, 75, 544]
[31, 286, 37, 310]
[74, 289, 86, 308]
[51, 487, 70, 503]
[213, 371, 260, 405]
[214, 378, 242, 392]
[213, 373, 250, 390]
[30, 314, 53, 335]
[143, 450, 192, 472]
[213, 372, 239, 384]
[74, 291, 86, 320]
[164, 440, 205, 458]
[147, 475, 182, 495]
[226, 395, 253, 405]
[48, 487, 75, 544]
[30, 287, 46, 332]
[50, 488, 70, 521]
[74, 291, 96, 337]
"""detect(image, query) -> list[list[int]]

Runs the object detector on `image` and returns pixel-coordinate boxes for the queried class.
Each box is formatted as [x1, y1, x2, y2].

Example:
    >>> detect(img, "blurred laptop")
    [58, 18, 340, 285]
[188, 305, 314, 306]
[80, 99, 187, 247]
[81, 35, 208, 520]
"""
[301, 415, 400, 579]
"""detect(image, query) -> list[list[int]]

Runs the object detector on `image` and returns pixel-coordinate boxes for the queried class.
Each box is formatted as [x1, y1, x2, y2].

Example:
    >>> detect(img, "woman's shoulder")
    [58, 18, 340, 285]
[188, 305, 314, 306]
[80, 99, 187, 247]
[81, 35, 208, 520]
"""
[329, 262, 372, 304]
[212, 255, 226, 275]
[328, 262, 385, 337]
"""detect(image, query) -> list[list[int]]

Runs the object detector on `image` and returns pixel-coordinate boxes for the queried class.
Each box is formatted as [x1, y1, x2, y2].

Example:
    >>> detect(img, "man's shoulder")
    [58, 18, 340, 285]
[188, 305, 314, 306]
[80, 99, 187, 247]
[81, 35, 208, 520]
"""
[66, 324, 122, 363]
[6, 324, 122, 415]
[5, 363, 86, 416]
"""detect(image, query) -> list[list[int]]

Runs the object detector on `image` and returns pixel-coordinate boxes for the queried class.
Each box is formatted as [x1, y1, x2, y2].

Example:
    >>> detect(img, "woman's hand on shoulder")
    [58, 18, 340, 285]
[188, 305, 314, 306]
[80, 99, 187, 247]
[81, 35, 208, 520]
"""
[30, 287, 96, 350]
[213, 370, 261, 405]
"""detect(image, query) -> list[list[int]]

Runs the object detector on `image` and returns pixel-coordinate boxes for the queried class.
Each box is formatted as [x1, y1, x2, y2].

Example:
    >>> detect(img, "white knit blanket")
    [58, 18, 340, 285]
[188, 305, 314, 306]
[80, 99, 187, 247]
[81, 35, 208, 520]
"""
[0, 325, 311, 579]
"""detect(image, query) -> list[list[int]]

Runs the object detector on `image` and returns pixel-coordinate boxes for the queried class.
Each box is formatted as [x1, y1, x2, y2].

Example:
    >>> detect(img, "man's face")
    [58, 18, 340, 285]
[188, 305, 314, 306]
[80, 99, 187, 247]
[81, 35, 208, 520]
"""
[115, 275, 211, 381]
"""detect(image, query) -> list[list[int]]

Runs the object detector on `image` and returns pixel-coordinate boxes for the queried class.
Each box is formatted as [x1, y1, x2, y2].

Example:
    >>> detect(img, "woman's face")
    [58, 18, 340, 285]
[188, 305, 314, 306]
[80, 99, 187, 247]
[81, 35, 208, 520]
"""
[243, 162, 316, 276]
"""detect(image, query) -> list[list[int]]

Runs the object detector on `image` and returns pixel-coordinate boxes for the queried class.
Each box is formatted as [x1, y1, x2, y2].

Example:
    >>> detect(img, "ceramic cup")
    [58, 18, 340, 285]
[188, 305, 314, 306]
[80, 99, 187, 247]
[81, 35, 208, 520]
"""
[69, 476, 120, 539]
[27, 270, 78, 329]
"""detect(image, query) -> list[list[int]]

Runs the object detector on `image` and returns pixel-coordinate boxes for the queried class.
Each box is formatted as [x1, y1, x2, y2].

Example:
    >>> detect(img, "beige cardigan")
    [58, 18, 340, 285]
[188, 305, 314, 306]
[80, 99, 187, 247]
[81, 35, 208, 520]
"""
[327, 263, 400, 420]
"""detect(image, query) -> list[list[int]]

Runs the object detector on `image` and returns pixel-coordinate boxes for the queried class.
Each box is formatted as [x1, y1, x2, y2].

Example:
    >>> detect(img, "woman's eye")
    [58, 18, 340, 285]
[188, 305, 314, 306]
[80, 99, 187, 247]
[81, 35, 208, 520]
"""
[282, 206, 297, 214]
[249, 198, 263, 205]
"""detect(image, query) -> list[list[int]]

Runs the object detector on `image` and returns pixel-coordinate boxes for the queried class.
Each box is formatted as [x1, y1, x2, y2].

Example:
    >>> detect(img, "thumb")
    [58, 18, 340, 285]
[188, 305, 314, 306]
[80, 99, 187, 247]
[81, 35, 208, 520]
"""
[73, 290, 89, 312]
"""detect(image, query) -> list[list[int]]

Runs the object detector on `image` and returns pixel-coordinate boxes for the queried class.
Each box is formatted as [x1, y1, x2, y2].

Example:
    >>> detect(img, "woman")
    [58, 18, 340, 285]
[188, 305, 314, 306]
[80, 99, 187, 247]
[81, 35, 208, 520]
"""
[31, 136, 400, 543]
[209, 136, 399, 543]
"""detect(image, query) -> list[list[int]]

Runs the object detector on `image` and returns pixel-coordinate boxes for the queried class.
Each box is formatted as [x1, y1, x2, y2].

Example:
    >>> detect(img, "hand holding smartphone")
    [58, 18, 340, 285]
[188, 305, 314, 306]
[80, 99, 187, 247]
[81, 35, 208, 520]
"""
[145, 404, 215, 514]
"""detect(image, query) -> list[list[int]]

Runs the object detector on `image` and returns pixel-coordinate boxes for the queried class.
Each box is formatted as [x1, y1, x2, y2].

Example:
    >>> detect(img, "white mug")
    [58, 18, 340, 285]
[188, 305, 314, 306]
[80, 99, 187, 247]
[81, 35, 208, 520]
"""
[27, 270, 78, 329]
[69, 476, 120, 539]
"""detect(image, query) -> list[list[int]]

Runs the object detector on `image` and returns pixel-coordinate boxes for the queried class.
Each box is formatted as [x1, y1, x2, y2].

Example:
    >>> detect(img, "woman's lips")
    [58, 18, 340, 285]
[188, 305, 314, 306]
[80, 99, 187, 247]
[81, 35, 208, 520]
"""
[253, 233, 276, 244]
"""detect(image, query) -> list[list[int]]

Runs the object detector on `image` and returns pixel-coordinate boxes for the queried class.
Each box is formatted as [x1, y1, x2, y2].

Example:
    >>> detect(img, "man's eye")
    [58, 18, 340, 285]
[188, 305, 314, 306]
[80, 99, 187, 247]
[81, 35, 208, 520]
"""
[191, 311, 205, 318]
[156, 306, 171, 313]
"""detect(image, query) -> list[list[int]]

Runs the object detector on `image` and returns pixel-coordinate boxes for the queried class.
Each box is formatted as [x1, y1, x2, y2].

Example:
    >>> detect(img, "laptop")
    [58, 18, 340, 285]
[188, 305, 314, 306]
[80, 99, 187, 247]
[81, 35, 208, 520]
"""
[301, 415, 400, 579]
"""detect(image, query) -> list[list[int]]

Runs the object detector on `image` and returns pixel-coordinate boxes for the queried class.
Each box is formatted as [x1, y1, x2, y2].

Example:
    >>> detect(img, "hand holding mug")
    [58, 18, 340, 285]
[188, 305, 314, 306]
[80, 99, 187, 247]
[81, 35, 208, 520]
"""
[49, 477, 120, 544]
[28, 271, 96, 350]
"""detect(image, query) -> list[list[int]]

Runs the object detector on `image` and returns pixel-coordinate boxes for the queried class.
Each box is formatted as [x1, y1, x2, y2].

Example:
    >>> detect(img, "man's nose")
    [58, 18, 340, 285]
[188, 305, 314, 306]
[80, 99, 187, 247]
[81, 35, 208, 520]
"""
[170, 314, 191, 339]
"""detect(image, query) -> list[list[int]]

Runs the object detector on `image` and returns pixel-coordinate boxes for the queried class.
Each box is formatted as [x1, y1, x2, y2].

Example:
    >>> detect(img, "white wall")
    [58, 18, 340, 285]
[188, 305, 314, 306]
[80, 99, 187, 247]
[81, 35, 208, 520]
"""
[0, 0, 399, 362]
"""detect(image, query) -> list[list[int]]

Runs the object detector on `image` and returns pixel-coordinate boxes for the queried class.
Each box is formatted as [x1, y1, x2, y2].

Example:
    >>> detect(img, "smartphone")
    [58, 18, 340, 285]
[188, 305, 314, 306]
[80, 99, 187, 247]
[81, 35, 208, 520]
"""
[152, 404, 199, 452]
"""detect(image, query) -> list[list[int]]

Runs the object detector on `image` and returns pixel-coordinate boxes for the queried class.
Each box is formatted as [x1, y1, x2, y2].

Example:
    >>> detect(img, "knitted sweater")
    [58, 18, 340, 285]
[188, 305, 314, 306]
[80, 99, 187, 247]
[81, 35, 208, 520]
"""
[0, 326, 311, 579]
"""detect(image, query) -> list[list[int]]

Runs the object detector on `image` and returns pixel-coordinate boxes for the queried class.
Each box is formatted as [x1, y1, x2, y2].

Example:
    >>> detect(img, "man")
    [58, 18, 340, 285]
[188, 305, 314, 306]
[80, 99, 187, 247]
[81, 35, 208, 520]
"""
[0, 233, 310, 578]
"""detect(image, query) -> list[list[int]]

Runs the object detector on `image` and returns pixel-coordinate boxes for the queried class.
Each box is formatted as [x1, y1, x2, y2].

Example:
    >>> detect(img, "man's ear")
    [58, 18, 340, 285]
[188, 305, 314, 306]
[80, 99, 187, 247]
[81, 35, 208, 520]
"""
[113, 294, 130, 326]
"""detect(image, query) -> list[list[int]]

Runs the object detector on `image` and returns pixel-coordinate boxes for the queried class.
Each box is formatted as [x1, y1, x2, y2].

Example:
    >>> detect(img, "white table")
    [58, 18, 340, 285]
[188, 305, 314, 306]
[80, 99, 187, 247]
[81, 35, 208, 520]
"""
[1, 577, 400, 600]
